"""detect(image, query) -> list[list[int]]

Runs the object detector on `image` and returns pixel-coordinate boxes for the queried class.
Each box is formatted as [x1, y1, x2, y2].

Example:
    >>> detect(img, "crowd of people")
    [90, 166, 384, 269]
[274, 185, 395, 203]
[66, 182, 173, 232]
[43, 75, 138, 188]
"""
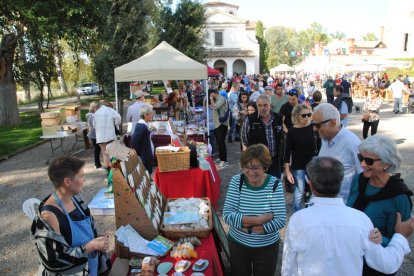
[29, 70, 414, 275]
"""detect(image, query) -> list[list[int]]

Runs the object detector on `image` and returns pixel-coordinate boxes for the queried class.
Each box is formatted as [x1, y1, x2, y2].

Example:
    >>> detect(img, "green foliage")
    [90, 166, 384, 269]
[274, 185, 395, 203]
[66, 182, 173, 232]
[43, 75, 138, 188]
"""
[93, 0, 156, 97]
[386, 58, 414, 80]
[155, 0, 206, 62]
[0, 112, 42, 157]
[361, 32, 378, 41]
[330, 31, 346, 40]
[264, 22, 330, 69]
[256, 21, 268, 73]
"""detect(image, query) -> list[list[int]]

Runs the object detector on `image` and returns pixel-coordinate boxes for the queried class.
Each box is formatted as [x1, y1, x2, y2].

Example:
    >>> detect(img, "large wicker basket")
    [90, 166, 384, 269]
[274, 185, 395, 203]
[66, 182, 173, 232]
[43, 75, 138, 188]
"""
[156, 146, 190, 172]
[159, 197, 213, 238]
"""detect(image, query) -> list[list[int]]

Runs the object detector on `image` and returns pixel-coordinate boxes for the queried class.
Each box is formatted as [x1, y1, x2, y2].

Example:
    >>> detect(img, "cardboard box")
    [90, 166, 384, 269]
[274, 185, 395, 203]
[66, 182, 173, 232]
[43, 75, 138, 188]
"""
[41, 117, 61, 127]
[64, 105, 81, 121]
[62, 124, 78, 133]
[42, 125, 62, 136]
[40, 112, 61, 119]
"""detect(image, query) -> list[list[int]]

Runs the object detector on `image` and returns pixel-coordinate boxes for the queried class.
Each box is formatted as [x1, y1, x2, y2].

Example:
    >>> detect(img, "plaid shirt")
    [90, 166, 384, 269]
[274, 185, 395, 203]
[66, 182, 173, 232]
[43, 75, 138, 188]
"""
[241, 113, 277, 157]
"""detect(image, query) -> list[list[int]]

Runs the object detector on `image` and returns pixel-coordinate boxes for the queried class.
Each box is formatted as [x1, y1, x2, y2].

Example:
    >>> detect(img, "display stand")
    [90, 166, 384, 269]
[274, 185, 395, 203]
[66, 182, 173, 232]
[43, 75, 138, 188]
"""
[111, 148, 167, 258]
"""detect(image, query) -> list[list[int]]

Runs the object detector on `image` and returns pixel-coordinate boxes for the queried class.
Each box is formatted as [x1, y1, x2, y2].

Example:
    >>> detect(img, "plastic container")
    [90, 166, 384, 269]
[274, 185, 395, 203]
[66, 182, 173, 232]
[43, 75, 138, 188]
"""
[198, 157, 210, 171]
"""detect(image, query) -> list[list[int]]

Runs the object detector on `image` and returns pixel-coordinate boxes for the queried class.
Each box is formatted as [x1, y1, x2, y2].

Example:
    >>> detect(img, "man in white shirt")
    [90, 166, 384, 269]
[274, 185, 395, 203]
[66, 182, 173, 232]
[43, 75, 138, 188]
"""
[388, 74, 408, 114]
[282, 156, 414, 276]
[126, 90, 147, 135]
[313, 103, 362, 202]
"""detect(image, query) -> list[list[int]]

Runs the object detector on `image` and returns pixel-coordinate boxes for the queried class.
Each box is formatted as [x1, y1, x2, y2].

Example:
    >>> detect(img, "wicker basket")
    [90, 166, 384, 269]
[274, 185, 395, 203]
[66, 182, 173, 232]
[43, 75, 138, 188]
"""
[159, 197, 213, 238]
[156, 146, 190, 172]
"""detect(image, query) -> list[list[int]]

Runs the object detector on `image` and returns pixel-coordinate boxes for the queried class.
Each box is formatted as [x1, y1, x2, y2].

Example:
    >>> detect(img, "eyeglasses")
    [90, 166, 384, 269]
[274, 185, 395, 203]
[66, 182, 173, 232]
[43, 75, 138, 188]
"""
[243, 166, 263, 172]
[357, 154, 381, 166]
[288, 89, 298, 96]
[300, 113, 312, 118]
[312, 119, 331, 129]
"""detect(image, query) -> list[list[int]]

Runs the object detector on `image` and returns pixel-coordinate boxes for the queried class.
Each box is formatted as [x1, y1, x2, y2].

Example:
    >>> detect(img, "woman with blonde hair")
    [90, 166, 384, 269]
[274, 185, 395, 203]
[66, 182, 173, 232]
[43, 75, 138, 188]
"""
[284, 104, 318, 212]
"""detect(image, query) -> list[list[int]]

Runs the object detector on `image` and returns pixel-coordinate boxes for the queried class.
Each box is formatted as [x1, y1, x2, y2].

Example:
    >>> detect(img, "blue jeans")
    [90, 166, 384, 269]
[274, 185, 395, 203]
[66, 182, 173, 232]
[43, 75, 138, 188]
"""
[394, 97, 402, 112]
[209, 129, 216, 156]
[292, 169, 306, 212]
[228, 115, 239, 141]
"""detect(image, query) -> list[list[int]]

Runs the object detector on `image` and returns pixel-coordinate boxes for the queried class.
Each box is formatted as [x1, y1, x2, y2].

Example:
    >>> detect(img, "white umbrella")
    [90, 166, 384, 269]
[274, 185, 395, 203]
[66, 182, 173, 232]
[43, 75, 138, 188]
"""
[270, 64, 295, 74]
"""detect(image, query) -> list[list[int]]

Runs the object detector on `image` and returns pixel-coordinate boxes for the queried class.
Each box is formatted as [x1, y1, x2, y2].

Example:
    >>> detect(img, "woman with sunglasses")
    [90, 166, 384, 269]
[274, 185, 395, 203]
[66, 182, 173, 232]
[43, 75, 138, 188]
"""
[223, 144, 286, 276]
[362, 87, 383, 139]
[284, 104, 318, 212]
[347, 135, 413, 276]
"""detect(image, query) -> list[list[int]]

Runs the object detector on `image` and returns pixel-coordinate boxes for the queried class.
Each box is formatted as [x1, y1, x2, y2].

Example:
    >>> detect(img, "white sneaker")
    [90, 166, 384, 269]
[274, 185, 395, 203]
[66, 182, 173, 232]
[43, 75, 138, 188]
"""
[217, 161, 229, 170]
[97, 167, 107, 172]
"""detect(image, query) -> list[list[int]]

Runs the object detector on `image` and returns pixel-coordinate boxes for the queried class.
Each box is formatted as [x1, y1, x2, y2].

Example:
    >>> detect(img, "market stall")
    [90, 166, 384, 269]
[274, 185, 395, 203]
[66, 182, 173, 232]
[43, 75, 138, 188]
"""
[106, 143, 224, 275]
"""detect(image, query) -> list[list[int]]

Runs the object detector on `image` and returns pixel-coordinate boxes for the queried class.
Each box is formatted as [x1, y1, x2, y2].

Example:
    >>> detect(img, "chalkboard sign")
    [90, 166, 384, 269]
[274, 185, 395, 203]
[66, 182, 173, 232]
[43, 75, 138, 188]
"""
[211, 207, 229, 259]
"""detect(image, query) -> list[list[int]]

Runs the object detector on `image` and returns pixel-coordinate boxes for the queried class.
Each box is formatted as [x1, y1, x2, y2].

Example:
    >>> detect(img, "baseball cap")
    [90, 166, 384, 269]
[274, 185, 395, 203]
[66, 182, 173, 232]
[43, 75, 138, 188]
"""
[264, 86, 274, 91]
[135, 90, 148, 98]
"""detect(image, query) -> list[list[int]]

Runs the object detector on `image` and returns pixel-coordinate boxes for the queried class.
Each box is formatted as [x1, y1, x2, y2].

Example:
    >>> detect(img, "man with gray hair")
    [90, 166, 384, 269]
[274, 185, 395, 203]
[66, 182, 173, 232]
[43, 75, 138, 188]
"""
[282, 156, 414, 276]
[312, 103, 362, 202]
[249, 83, 261, 102]
[241, 94, 284, 178]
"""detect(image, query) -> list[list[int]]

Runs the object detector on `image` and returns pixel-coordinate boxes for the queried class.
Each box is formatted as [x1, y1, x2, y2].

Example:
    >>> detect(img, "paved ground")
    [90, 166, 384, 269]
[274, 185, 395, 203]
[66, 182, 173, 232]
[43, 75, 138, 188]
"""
[0, 97, 413, 275]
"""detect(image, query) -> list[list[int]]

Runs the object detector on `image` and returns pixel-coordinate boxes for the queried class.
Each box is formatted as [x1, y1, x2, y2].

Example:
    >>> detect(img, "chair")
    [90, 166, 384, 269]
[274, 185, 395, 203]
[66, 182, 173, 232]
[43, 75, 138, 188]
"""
[22, 198, 41, 221]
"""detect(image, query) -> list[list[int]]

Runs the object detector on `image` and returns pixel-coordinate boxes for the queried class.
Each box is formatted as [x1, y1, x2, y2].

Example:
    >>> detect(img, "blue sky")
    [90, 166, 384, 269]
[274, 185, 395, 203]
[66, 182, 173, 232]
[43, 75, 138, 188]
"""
[174, 0, 391, 38]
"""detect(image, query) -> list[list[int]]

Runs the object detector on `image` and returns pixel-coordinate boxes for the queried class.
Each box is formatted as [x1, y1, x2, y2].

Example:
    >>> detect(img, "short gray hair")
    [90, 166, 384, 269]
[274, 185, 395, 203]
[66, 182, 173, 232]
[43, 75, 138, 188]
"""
[313, 103, 340, 126]
[89, 101, 101, 112]
[292, 104, 311, 125]
[306, 156, 344, 197]
[139, 104, 153, 119]
[359, 135, 401, 174]
[256, 94, 271, 104]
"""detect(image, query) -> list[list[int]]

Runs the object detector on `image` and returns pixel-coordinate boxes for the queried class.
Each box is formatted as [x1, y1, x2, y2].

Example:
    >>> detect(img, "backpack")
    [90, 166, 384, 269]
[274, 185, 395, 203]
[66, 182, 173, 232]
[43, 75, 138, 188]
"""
[341, 96, 354, 113]
[218, 100, 230, 123]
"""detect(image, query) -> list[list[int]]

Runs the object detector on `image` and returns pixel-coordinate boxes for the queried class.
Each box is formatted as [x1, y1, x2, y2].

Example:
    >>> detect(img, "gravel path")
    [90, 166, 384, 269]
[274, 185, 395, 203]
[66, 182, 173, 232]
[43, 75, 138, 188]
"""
[0, 98, 413, 275]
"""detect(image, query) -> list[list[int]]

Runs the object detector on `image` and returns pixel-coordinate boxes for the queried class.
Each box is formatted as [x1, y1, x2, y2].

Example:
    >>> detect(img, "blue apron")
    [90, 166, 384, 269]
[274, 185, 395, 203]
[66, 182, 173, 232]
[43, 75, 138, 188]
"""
[53, 193, 98, 276]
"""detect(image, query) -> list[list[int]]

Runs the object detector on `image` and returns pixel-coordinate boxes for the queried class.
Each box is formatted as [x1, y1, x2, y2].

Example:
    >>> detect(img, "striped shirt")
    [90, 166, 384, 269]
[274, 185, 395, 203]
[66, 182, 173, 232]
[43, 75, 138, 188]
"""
[223, 174, 287, 247]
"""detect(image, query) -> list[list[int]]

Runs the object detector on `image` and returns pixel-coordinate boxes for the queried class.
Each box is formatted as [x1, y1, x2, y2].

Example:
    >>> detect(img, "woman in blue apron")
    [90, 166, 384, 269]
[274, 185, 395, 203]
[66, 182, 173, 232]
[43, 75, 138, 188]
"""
[35, 157, 109, 275]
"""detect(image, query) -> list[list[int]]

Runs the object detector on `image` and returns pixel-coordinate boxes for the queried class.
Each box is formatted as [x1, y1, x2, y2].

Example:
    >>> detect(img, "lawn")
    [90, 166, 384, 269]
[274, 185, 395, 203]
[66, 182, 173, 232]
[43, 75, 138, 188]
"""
[0, 112, 42, 157]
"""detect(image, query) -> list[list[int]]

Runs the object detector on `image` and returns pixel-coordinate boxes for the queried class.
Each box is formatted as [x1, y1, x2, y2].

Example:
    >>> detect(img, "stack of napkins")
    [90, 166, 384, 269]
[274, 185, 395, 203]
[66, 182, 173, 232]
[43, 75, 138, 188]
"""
[115, 224, 158, 256]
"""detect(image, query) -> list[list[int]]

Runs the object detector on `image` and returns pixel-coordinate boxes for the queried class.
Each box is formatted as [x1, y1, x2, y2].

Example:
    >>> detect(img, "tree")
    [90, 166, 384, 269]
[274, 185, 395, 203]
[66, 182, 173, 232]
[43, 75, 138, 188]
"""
[361, 32, 378, 41]
[330, 31, 346, 40]
[0, 0, 101, 125]
[256, 21, 268, 73]
[155, 0, 206, 62]
[93, 0, 157, 130]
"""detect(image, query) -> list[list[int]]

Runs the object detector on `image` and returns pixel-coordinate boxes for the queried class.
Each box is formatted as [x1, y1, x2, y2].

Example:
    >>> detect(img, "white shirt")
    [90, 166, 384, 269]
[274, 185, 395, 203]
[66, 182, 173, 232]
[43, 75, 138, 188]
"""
[92, 105, 121, 143]
[126, 100, 145, 135]
[249, 90, 261, 102]
[282, 197, 410, 276]
[389, 80, 407, 98]
[318, 127, 362, 202]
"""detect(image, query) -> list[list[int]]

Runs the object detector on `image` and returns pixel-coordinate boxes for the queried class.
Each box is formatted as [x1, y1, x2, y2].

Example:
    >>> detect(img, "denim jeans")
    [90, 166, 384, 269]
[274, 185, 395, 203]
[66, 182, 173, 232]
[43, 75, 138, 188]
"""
[293, 169, 306, 212]
[228, 115, 239, 141]
[394, 97, 402, 112]
[208, 129, 216, 157]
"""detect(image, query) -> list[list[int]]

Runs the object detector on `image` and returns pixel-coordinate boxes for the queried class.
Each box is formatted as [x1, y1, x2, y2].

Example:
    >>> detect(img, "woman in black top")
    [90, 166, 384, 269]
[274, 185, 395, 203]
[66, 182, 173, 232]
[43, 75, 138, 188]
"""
[284, 104, 317, 212]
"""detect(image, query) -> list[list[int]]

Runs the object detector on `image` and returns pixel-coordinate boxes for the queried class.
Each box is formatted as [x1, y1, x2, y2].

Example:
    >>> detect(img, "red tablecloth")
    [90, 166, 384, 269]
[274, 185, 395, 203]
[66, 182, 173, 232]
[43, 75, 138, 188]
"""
[159, 233, 223, 276]
[154, 157, 221, 208]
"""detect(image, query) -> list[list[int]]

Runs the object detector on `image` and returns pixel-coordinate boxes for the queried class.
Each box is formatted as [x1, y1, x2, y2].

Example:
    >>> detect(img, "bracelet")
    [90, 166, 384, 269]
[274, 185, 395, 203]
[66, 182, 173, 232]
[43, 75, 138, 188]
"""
[247, 226, 253, 234]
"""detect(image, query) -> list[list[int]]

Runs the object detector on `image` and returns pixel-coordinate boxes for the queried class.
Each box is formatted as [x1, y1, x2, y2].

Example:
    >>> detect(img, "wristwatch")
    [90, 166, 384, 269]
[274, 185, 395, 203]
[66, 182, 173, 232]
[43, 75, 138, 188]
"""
[247, 226, 253, 234]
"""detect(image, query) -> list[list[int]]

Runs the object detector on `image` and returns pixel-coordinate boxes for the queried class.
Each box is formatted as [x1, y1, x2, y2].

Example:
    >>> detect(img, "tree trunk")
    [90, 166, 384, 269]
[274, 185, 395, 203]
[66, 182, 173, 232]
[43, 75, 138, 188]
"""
[17, 28, 31, 102]
[0, 34, 21, 126]
[54, 42, 68, 95]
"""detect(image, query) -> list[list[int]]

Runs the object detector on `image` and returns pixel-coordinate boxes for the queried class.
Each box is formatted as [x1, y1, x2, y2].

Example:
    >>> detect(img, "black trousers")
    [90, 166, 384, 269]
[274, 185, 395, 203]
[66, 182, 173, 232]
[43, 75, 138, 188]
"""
[215, 125, 228, 162]
[229, 239, 279, 276]
[362, 120, 380, 139]
[91, 138, 101, 168]
[267, 155, 281, 179]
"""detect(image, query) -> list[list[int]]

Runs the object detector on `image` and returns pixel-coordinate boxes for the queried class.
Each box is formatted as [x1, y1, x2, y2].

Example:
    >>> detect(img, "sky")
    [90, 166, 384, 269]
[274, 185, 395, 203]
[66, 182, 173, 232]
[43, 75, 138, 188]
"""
[174, 0, 393, 39]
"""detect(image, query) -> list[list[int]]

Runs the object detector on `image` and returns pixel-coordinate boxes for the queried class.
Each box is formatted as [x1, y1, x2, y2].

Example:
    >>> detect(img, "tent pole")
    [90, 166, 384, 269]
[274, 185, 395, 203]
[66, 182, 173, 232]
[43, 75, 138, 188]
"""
[205, 81, 210, 155]
[115, 82, 119, 112]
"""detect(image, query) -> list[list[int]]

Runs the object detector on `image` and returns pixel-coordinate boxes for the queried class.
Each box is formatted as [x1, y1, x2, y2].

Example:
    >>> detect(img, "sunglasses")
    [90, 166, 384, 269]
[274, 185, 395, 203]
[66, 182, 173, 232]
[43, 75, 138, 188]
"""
[357, 154, 381, 166]
[300, 113, 312, 118]
[312, 119, 331, 129]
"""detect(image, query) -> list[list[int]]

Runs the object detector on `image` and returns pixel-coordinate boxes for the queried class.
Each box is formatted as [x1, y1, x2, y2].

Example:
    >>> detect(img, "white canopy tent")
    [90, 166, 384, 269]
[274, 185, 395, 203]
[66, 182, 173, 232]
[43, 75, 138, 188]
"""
[113, 41, 210, 145]
[269, 64, 295, 74]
